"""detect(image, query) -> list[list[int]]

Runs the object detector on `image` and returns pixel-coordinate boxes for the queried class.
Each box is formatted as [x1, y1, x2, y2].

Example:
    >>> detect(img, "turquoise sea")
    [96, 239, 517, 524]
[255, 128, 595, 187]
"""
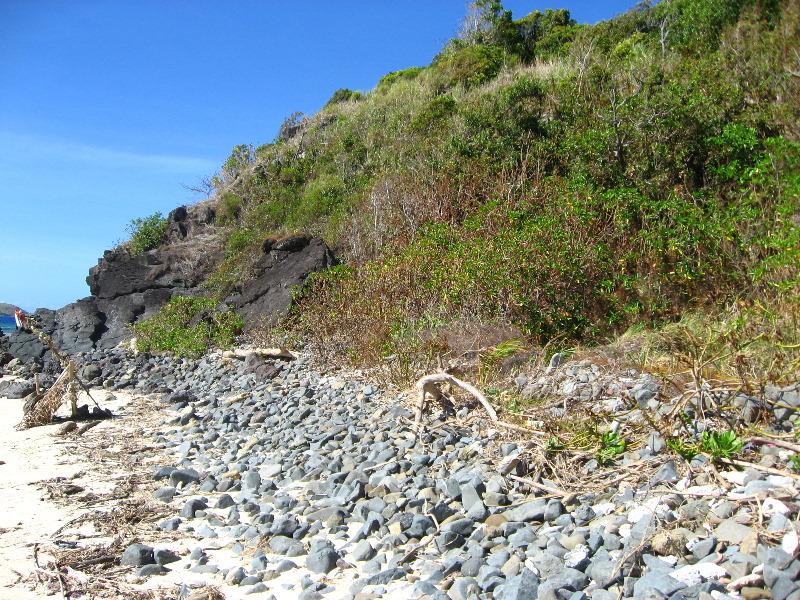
[0, 314, 16, 334]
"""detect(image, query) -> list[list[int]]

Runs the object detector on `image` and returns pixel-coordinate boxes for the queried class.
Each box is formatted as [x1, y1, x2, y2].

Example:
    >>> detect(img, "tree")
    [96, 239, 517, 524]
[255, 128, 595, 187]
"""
[456, 1, 524, 55]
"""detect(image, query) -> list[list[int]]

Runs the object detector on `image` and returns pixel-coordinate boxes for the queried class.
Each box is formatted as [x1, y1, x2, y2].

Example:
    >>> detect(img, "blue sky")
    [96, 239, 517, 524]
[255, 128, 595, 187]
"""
[0, 0, 636, 312]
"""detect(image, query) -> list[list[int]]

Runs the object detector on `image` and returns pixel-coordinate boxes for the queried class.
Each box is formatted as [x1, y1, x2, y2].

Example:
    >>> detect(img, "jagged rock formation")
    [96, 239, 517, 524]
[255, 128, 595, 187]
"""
[5, 203, 335, 363]
[227, 235, 337, 327]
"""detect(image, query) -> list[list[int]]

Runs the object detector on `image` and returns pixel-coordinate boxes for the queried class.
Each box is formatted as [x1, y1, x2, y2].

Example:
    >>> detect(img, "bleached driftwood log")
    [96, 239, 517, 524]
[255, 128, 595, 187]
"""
[17, 361, 79, 430]
[222, 347, 297, 360]
[414, 373, 499, 434]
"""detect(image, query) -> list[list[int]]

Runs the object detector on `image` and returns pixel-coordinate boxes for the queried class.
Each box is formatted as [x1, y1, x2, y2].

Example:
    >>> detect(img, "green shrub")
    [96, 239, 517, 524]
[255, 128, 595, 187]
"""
[410, 95, 458, 133]
[325, 88, 363, 106]
[377, 67, 425, 90]
[133, 296, 243, 358]
[226, 228, 259, 256]
[433, 45, 504, 89]
[126, 212, 167, 254]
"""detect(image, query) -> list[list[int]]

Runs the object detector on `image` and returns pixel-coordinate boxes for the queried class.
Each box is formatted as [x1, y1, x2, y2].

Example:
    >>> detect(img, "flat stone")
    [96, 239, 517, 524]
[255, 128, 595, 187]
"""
[169, 468, 200, 488]
[364, 567, 407, 585]
[740, 587, 772, 600]
[152, 486, 176, 503]
[671, 563, 728, 587]
[505, 499, 547, 523]
[633, 570, 687, 599]
[154, 549, 181, 565]
[715, 519, 756, 544]
[137, 564, 169, 576]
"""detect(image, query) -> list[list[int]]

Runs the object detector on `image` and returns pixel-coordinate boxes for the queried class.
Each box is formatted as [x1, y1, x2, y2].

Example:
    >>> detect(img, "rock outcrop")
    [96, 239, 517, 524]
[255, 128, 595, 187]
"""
[227, 235, 337, 328]
[5, 203, 335, 362]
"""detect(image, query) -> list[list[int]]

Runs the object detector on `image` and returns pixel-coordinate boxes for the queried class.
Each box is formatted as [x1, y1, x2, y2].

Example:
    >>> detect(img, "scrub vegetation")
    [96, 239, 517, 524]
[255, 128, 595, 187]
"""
[200, 0, 798, 382]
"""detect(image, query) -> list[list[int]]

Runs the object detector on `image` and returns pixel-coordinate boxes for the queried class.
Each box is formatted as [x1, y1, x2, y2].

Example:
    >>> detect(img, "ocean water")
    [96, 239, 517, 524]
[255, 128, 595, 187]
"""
[0, 314, 16, 334]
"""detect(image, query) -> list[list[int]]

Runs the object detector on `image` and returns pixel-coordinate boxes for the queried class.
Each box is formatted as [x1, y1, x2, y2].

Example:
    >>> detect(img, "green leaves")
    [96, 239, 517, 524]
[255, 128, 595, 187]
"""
[596, 430, 627, 465]
[699, 430, 743, 460]
[125, 212, 167, 255]
[668, 429, 743, 462]
[133, 297, 243, 358]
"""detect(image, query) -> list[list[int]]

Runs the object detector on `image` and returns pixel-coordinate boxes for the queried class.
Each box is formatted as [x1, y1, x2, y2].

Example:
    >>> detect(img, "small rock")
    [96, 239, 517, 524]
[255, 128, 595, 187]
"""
[121, 543, 155, 567]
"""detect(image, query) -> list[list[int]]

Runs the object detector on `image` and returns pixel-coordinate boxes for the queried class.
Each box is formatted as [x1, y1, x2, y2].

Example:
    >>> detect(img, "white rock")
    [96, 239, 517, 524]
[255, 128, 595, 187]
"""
[671, 563, 727, 586]
[627, 498, 673, 524]
[718, 470, 747, 485]
[762, 498, 791, 516]
[591, 502, 617, 517]
[782, 528, 799, 554]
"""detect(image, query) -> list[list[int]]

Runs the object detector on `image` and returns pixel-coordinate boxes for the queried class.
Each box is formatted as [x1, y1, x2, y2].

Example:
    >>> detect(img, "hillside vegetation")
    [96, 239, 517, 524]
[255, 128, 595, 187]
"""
[176, 0, 799, 383]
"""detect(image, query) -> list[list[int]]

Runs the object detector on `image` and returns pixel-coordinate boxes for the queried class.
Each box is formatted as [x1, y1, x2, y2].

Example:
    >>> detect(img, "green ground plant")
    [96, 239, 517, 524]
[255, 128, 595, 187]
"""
[133, 296, 243, 358]
[596, 430, 627, 465]
[667, 429, 743, 463]
[698, 430, 743, 460]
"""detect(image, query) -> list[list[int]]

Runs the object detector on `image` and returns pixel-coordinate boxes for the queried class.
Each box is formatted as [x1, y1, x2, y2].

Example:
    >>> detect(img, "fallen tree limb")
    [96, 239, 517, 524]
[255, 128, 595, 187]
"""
[222, 347, 297, 360]
[75, 420, 101, 436]
[414, 373, 498, 434]
[17, 362, 78, 430]
[745, 437, 800, 454]
[507, 474, 568, 497]
[719, 457, 800, 481]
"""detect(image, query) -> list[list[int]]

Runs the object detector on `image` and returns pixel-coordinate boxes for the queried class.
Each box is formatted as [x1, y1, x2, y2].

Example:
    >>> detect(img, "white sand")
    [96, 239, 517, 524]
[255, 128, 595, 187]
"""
[0, 381, 137, 598]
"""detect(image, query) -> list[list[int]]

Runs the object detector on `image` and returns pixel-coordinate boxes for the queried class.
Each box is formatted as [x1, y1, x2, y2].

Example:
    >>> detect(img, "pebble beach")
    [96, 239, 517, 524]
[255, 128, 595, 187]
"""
[1, 347, 799, 600]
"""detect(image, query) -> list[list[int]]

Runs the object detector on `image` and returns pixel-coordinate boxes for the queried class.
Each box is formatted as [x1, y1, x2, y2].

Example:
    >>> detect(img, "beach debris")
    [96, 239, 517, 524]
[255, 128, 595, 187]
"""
[16, 361, 109, 430]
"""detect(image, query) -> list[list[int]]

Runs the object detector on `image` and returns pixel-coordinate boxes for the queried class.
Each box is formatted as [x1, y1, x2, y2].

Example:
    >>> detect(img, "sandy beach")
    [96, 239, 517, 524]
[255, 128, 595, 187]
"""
[0, 380, 162, 599]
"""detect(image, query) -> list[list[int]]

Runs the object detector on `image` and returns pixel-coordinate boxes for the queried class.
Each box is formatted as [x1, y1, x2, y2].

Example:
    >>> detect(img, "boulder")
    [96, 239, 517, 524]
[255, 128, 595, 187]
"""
[229, 237, 336, 328]
[50, 298, 105, 354]
[164, 204, 216, 243]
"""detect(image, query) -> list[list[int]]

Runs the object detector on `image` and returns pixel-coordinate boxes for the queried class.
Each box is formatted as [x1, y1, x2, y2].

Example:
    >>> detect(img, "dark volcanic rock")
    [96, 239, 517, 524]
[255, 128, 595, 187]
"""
[6, 204, 334, 362]
[165, 204, 216, 243]
[50, 297, 105, 353]
[87, 247, 194, 301]
[229, 237, 336, 328]
[6, 330, 47, 362]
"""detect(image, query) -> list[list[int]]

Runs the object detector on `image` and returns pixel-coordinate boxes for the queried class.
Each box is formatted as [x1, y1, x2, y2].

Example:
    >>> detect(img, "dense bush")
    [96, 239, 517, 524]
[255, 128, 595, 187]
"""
[200, 0, 799, 376]
[325, 88, 363, 106]
[125, 212, 167, 254]
[133, 296, 243, 358]
[433, 45, 505, 89]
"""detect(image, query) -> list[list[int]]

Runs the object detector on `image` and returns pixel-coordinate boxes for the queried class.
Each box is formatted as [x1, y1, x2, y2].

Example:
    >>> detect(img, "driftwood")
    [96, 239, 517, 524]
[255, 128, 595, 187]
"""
[414, 373, 499, 434]
[17, 361, 80, 430]
[222, 347, 297, 360]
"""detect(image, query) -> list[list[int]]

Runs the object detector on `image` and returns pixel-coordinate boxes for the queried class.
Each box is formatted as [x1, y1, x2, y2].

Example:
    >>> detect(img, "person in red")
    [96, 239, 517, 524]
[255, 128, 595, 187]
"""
[14, 309, 27, 331]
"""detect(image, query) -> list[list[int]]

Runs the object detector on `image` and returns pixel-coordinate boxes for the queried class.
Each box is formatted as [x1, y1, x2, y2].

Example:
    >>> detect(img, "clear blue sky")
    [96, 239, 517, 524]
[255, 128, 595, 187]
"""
[0, 0, 635, 312]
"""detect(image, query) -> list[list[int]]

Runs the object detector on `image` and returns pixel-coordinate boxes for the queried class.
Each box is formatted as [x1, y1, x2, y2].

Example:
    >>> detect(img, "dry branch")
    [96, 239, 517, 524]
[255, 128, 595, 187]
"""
[17, 361, 79, 430]
[414, 373, 498, 434]
[222, 347, 297, 360]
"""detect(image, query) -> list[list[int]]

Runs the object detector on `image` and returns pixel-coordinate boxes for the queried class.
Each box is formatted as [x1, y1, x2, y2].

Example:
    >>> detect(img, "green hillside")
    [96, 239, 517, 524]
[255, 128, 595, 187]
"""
[0, 303, 22, 317]
[146, 0, 800, 383]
